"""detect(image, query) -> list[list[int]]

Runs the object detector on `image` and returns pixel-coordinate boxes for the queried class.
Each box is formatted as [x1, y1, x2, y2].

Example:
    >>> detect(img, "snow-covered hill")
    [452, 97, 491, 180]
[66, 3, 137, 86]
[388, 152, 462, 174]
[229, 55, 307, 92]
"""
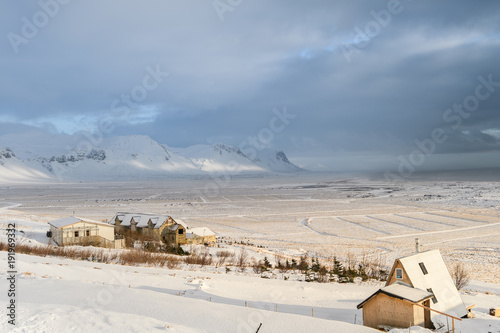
[0, 135, 303, 182]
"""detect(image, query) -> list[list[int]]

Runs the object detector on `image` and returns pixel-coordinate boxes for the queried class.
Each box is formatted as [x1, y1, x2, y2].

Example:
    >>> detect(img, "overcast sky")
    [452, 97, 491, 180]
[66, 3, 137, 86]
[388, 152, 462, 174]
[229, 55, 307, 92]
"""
[1, 1, 499, 172]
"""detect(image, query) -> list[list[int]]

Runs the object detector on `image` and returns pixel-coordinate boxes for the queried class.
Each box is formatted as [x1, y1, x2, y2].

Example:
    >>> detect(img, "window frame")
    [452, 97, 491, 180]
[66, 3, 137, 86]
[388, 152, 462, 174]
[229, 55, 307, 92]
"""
[419, 262, 429, 275]
[396, 268, 403, 279]
[74, 231, 79, 238]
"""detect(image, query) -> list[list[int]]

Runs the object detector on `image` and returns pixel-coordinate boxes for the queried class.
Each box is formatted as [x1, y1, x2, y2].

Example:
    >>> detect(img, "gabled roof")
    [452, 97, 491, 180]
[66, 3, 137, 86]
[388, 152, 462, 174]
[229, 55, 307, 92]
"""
[387, 249, 467, 318]
[49, 216, 111, 229]
[189, 227, 215, 237]
[109, 212, 172, 229]
[357, 281, 433, 309]
[49, 216, 81, 228]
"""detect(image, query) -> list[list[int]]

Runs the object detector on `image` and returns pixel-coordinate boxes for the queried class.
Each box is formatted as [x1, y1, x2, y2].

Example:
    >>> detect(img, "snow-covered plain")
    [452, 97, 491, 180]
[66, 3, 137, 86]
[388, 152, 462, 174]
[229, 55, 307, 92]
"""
[1, 174, 500, 332]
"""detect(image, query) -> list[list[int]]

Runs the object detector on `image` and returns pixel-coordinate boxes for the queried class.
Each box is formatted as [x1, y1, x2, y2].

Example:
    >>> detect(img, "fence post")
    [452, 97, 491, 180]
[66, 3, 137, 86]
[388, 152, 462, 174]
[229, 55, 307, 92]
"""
[354, 314, 357, 324]
[312, 308, 314, 317]
[275, 304, 278, 312]
[245, 301, 247, 307]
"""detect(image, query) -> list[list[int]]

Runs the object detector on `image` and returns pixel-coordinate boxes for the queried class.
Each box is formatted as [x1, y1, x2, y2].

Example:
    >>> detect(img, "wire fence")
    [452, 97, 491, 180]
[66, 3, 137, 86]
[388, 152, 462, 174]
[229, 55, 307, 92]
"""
[136, 285, 361, 324]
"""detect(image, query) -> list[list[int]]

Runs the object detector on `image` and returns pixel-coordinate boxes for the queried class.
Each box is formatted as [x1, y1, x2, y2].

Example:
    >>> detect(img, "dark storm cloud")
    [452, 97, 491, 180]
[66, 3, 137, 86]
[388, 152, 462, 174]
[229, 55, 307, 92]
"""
[0, 0, 499, 171]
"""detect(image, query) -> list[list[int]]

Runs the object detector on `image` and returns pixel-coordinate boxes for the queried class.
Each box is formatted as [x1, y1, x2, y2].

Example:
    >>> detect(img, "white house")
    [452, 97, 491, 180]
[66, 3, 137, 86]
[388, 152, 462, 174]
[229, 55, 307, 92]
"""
[386, 249, 467, 318]
[49, 216, 123, 249]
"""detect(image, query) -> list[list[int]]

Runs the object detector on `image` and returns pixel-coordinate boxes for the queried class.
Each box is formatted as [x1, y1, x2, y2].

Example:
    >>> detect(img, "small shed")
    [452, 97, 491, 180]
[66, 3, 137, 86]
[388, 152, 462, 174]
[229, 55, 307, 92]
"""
[49, 216, 122, 249]
[357, 281, 433, 329]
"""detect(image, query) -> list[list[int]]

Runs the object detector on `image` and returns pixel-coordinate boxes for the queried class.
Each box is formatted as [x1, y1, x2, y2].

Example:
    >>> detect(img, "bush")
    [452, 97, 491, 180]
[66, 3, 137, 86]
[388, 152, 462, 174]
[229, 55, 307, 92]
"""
[236, 248, 249, 268]
[184, 248, 212, 266]
[215, 250, 234, 267]
[253, 260, 265, 274]
[0, 241, 180, 268]
[451, 262, 471, 290]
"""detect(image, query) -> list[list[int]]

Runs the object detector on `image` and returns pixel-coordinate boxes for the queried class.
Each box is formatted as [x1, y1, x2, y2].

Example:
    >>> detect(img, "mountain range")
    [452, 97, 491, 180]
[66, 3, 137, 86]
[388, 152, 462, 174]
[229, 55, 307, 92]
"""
[0, 135, 302, 183]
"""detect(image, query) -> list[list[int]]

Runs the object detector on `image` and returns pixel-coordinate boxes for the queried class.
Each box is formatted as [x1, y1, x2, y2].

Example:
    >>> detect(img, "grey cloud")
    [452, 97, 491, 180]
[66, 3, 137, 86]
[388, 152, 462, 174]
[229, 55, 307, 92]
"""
[1, 0, 500, 172]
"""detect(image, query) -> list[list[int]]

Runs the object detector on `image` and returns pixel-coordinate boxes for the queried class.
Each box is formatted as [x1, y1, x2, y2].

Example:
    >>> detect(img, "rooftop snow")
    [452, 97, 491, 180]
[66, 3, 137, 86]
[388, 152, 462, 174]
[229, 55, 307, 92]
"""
[49, 216, 111, 229]
[357, 281, 433, 309]
[189, 227, 215, 237]
[381, 282, 433, 303]
[110, 212, 171, 228]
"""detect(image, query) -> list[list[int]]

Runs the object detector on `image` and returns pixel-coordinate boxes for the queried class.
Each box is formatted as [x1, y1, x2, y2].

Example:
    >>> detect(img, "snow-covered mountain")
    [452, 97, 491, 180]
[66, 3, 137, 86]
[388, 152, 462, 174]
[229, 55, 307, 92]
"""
[0, 148, 52, 183]
[0, 135, 302, 182]
[169, 142, 300, 173]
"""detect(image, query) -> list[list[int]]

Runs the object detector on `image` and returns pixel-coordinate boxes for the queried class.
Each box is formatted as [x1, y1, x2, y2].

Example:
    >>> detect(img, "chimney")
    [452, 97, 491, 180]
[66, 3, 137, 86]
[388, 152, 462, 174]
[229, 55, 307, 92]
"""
[415, 238, 420, 253]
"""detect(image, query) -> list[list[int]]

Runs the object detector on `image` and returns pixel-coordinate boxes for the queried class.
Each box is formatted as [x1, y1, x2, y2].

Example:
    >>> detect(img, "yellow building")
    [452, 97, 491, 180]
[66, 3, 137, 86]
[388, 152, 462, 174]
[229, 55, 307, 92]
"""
[109, 212, 215, 246]
[166, 222, 187, 246]
[110, 212, 175, 241]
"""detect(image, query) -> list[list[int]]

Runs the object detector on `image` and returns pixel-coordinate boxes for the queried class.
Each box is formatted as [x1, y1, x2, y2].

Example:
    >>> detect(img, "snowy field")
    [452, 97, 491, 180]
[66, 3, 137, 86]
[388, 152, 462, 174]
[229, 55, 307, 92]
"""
[1, 173, 500, 332]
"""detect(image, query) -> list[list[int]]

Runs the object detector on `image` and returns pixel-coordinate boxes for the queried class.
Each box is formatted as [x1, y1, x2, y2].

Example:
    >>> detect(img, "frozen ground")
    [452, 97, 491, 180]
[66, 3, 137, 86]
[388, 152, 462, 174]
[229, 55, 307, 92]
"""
[2, 174, 498, 281]
[0, 173, 500, 332]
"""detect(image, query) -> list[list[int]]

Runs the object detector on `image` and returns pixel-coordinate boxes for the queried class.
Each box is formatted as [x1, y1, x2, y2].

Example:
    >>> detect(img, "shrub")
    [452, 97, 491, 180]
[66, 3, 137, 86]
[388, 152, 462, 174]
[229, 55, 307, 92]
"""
[215, 250, 234, 267]
[253, 260, 264, 274]
[184, 248, 212, 266]
[451, 262, 471, 290]
[236, 248, 249, 268]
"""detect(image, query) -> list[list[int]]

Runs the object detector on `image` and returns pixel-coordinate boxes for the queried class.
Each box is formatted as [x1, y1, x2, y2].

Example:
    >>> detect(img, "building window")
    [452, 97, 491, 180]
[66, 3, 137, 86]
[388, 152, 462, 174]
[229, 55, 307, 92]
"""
[74, 231, 79, 237]
[178, 229, 184, 235]
[396, 268, 403, 279]
[419, 262, 428, 275]
[427, 288, 438, 304]
[86, 230, 90, 237]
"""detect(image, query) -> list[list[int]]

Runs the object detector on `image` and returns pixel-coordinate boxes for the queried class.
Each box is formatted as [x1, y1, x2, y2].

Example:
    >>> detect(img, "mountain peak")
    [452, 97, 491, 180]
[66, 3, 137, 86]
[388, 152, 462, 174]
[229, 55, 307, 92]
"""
[212, 143, 247, 158]
[0, 148, 15, 159]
